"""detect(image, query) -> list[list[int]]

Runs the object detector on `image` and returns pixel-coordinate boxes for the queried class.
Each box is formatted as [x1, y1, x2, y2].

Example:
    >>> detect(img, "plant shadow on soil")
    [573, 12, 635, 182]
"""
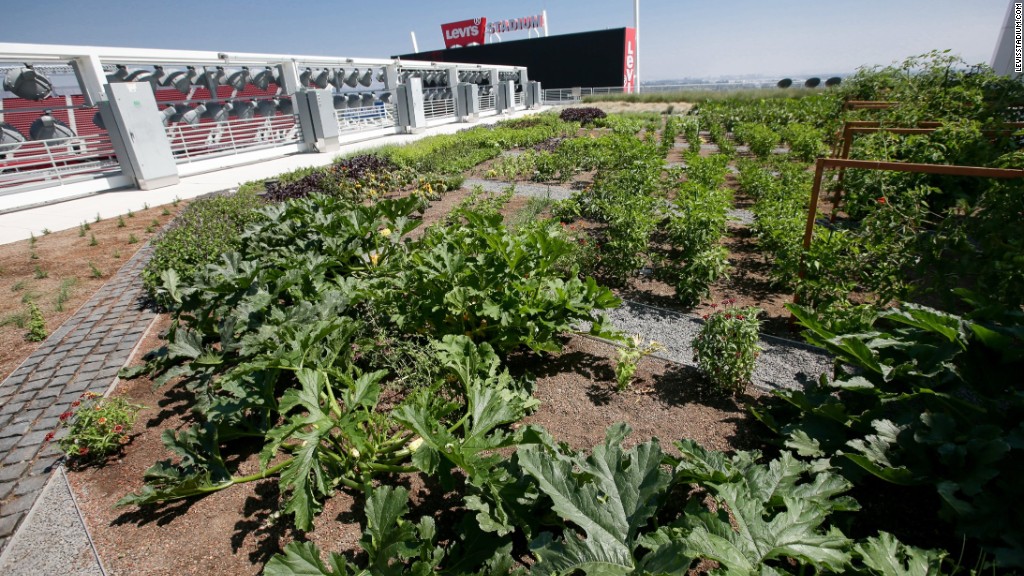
[232, 481, 296, 565]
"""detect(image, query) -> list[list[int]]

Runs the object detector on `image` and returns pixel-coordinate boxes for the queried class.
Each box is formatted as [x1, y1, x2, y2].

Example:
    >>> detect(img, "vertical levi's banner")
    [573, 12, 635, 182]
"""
[623, 27, 637, 93]
[441, 18, 488, 48]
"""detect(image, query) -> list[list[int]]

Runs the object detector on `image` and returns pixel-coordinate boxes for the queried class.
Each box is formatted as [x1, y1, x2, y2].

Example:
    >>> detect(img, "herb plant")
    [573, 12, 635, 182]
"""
[692, 301, 762, 394]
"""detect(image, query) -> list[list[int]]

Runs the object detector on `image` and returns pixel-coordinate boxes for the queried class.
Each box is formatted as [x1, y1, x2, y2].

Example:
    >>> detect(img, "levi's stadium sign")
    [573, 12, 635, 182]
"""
[487, 13, 544, 35]
[440, 13, 544, 47]
[441, 18, 487, 48]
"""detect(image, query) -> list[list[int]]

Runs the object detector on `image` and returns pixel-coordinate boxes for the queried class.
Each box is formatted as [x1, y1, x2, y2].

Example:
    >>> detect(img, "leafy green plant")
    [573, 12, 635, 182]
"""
[143, 189, 264, 302]
[692, 301, 762, 394]
[42, 228, 50, 235]
[89, 262, 103, 278]
[390, 210, 620, 353]
[656, 155, 732, 305]
[757, 302, 1024, 567]
[0, 311, 28, 329]
[25, 301, 47, 342]
[682, 117, 701, 154]
[162, 207, 171, 216]
[614, 333, 664, 390]
[89, 233, 98, 246]
[782, 123, 827, 162]
[49, 392, 143, 464]
[128, 233, 139, 244]
[33, 266, 48, 279]
[733, 122, 782, 158]
[117, 215, 126, 228]
[29, 232, 36, 246]
[267, 423, 943, 575]
[54, 278, 76, 312]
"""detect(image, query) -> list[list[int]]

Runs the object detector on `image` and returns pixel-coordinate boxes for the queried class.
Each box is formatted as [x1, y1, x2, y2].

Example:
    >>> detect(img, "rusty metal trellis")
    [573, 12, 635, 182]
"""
[791, 158, 1024, 313]
[828, 121, 1024, 217]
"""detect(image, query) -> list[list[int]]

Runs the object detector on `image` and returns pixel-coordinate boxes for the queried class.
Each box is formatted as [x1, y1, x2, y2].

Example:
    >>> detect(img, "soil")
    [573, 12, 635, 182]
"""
[0, 203, 185, 382]
[28, 121, 824, 573]
[69, 317, 766, 575]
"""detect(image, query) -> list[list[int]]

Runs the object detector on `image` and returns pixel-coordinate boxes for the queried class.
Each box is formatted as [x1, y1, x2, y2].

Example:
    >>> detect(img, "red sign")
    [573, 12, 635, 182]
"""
[441, 18, 487, 48]
[623, 27, 637, 93]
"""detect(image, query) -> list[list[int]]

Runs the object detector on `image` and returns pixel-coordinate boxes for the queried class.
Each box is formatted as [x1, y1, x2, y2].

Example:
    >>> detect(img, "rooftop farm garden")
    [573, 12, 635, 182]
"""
[60, 51, 1024, 574]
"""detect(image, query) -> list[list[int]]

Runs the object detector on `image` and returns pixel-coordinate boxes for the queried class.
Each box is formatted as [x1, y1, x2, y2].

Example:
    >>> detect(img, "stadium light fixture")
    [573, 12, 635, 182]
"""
[1, 122, 26, 154]
[256, 99, 278, 117]
[251, 67, 277, 91]
[178, 104, 207, 126]
[29, 110, 77, 140]
[3, 65, 54, 100]
[343, 69, 360, 88]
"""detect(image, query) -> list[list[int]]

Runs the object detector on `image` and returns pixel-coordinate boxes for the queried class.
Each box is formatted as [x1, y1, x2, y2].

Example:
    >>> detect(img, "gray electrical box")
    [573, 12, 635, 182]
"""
[101, 82, 178, 190]
[496, 80, 515, 114]
[304, 89, 340, 152]
[397, 77, 426, 133]
[457, 83, 479, 122]
[527, 81, 542, 109]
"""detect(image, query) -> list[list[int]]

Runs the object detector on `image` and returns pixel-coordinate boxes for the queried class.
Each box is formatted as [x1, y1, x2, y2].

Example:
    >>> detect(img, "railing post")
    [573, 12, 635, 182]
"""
[396, 77, 426, 134]
[457, 83, 479, 122]
[446, 67, 459, 120]
[98, 82, 179, 190]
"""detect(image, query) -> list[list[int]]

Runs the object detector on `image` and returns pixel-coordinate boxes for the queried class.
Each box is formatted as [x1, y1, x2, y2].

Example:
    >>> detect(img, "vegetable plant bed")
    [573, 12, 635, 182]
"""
[67, 318, 762, 576]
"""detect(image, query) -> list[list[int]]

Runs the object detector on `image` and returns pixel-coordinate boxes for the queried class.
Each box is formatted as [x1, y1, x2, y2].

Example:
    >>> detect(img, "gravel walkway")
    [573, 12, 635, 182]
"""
[462, 178, 576, 201]
[590, 300, 832, 392]
[0, 469, 102, 576]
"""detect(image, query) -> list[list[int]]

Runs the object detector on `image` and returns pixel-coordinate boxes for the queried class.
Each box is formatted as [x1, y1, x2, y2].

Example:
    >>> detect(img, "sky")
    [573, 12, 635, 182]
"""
[1, 0, 1012, 81]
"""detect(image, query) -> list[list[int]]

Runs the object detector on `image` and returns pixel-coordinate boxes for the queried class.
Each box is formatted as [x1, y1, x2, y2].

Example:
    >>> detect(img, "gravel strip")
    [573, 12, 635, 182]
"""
[728, 208, 755, 225]
[587, 300, 832, 393]
[0, 468, 103, 576]
[462, 178, 575, 201]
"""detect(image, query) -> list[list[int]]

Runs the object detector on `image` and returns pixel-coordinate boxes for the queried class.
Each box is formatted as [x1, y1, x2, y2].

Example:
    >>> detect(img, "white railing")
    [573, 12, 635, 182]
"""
[541, 86, 625, 104]
[479, 93, 496, 111]
[335, 104, 395, 133]
[0, 131, 121, 195]
[514, 92, 524, 106]
[164, 114, 301, 164]
[423, 97, 456, 120]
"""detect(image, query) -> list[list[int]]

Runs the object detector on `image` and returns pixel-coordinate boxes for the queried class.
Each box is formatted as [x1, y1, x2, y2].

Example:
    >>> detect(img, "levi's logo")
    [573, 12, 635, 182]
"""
[441, 17, 488, 47]
[445, 25, 480, 40]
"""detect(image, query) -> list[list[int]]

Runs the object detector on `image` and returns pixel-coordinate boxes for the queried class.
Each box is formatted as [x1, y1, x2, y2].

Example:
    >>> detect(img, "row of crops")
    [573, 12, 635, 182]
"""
[111, 51, 1024, 573]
